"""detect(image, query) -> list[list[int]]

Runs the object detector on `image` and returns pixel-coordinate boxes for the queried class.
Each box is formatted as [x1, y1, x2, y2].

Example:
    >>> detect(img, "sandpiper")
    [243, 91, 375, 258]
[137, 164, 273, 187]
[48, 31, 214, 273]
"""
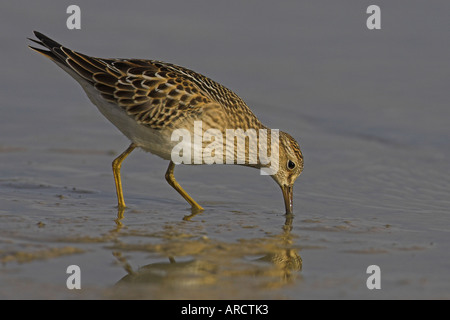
[28, 31, 303, 214]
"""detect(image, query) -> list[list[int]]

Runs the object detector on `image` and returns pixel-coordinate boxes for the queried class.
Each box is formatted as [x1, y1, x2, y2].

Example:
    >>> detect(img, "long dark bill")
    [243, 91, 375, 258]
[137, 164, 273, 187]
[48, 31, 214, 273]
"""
[281, 185, 293, 214]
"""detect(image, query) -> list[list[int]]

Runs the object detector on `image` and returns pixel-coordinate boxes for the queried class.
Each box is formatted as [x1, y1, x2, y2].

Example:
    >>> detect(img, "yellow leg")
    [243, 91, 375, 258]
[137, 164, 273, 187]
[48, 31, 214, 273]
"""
[165, 161, 204, 212]
[114, 206, 125, 229]
[112, 143, 136, 209]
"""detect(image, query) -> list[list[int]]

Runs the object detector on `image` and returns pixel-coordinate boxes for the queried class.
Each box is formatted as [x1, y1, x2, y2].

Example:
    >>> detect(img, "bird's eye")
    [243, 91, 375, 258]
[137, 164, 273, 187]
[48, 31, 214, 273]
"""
[287, 160, 296, 170]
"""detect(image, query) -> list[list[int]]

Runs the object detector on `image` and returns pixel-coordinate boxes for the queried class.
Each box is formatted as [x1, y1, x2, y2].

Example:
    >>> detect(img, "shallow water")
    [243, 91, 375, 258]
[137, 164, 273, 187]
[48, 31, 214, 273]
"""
[1, 0, 449, 299]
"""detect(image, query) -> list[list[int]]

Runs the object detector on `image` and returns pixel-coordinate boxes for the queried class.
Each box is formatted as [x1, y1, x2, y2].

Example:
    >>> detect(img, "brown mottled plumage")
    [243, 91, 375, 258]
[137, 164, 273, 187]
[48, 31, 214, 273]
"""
[28, 31, 303, 215]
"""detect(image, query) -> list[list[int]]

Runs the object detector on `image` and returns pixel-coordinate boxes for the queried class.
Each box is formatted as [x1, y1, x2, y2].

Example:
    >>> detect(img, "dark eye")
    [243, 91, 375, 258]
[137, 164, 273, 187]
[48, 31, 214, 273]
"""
[287, 160, 296, 170]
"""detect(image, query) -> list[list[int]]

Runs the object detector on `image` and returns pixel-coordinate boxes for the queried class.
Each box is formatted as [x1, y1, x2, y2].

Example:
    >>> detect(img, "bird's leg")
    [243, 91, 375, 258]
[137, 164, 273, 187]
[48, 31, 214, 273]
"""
[112, 143, 136, 209]
[165, 161, 204, 212]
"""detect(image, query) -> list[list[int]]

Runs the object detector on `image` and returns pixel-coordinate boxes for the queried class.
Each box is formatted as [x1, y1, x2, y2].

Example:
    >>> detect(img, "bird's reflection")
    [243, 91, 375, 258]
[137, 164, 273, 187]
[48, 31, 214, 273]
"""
[112, 213, 302, 296]
[255, 214, 302, 285]
[113, 205, 202, 231]
[114, 207, 125, 229]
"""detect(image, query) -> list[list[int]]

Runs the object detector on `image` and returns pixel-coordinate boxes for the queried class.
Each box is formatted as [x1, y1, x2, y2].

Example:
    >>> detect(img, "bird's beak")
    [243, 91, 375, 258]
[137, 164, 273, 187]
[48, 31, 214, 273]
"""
[281, 185, 293, 214]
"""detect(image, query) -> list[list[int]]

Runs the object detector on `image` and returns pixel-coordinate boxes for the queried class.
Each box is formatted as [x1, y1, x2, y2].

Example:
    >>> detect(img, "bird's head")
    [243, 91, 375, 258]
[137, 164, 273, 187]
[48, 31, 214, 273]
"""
[270, 131, 303, 214]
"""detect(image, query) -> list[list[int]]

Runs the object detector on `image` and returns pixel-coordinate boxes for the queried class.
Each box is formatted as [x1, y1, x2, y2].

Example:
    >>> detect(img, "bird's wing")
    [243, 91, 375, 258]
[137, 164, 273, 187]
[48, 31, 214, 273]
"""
[29, 31, 261, 130]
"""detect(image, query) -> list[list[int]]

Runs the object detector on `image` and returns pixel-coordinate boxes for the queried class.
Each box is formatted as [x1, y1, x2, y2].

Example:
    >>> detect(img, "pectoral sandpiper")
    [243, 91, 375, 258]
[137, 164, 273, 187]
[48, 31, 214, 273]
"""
[28, 31, 303, 215]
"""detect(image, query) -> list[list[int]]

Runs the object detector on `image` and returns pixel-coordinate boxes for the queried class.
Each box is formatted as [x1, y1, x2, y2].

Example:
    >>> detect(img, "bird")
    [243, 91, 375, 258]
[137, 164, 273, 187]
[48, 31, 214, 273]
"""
[28, 31, 303, 215]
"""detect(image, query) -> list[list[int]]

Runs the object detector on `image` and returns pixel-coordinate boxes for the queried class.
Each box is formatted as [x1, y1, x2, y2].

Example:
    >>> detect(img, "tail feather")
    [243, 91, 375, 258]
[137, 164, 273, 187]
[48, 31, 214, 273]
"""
[28, 31, 68, 64]
[32, 31, 63, 50]
[28, 44, 54, 59]
[28, 31, 100, 84]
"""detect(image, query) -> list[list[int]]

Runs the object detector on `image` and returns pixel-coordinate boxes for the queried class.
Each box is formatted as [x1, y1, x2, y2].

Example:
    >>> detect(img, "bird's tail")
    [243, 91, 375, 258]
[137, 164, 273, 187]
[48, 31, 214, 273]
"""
[28, 31, 69, 64]
[28, 31, 116, 86]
